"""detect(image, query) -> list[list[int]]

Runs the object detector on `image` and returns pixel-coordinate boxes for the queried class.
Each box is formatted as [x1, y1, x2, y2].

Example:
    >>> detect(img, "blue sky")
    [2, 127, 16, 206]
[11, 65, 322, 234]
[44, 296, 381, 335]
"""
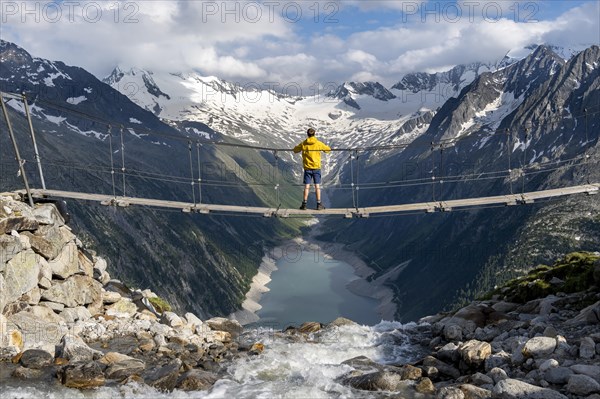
[294, 1, 595, 37]
[2, 1, 599, 88]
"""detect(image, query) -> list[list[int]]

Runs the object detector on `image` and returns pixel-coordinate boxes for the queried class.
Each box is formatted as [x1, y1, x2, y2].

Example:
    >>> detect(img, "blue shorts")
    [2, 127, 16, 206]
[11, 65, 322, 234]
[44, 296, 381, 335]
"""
[303, 169, 321, 185]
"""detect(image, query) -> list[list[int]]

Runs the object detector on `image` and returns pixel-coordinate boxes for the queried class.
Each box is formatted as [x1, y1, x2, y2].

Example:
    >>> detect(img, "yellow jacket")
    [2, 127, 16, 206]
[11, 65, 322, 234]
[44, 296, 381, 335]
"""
[293, 136, 331, 170]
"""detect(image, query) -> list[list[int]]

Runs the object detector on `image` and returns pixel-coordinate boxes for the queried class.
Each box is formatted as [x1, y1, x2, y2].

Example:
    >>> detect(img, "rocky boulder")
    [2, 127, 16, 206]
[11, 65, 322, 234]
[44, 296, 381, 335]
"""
[41, 275, 102, 308]
[22, 224, 72, 261]
[176, 370, 219, 391]
[493, 378, 568, 399]
[99, 352, 146, 380]
[59, 361, 105, 389]
[161, 311, 184, 328]
[566, 374, 600, 396]
[206, 317, 243, 337]
[0, 203, 39, 233]
[105, 298, 138, 318]
[31, 203, 65, 226]
[59, 335, 102, 363]
[0, 233, 22, 264]
[144, 359, 182, 392]
[48, 241, 80, 279]
[522, 337, 556, 358]
[342, 370, 408, 391]
[19, 348, 54, 369]
[9, 307, 67, 354]
[458, 340, 491, 368]
[4, 249, 42, 305]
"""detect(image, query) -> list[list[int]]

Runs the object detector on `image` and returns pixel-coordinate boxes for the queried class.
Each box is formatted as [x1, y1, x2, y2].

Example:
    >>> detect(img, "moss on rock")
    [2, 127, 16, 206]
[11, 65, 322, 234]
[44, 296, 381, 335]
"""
[487, 251, 599, 303]
[148, 296, 172, 314]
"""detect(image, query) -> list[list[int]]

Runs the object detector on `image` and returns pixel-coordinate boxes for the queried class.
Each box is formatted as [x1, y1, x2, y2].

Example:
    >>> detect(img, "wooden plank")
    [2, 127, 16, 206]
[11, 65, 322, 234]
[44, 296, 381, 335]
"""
[18, 183, 599, 217]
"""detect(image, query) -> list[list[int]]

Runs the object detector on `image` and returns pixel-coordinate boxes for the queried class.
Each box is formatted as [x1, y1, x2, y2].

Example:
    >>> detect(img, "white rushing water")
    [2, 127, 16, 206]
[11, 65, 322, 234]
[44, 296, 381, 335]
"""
[3, 321, 428, 399]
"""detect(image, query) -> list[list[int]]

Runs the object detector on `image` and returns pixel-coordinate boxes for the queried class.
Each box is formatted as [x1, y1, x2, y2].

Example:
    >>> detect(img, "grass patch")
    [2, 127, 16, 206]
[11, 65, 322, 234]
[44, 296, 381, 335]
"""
[148, 296, 172, 314]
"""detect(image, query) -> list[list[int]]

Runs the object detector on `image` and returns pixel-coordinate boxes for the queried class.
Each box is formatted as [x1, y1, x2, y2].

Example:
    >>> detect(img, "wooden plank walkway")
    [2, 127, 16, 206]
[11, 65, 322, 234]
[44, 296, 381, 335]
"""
[19, 184, 599, 218]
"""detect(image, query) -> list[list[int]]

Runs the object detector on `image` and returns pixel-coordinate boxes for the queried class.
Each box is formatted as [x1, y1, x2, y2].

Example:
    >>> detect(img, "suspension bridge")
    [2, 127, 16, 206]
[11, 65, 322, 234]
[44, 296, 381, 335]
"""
[1, 91, 599, 218]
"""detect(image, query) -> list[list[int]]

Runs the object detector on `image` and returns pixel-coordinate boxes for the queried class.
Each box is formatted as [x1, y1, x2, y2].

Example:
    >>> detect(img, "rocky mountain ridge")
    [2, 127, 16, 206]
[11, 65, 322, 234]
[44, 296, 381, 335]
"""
[319, 44, 600, 321]
[0, 39, 299, 319]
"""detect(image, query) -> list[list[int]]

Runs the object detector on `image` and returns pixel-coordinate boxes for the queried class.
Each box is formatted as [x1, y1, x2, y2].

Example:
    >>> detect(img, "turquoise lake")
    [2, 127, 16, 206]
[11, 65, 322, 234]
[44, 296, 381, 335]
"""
[256, 244, 381, 327]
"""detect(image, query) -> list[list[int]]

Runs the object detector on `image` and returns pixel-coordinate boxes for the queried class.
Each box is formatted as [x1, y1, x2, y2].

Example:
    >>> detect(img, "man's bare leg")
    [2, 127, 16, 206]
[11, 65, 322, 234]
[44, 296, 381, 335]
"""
[315, 184, 321, 203]
[303, 184, 310, 202]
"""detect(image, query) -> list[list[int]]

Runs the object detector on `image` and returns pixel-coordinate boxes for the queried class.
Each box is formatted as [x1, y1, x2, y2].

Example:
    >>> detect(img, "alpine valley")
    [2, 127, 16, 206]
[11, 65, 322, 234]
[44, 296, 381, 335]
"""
[1, 39, 599, 325]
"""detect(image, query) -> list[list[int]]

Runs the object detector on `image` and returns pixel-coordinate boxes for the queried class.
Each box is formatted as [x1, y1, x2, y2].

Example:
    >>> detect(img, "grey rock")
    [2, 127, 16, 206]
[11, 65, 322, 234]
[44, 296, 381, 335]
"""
[438, 342, 461, 363]
[22, 225, 71, 261]
[491, 302, 519, 313]
[0, 213, 39, 234]
[580, 337, 596, 359]
[20, 348, 54, 369]
[0, 274, 7, 314]
[328, 317, 357, 327]
[566, 374, 600, 396]
[341, 356, 382, 373]
[97, 270, 111, 285]
[161, 311, 184, 328]
[423, 356, 461, 379]
[543, 326, 558, 338]
[522, 337, 556, 358]
[459, 340, 492, 367]
[488, 367, 509, 383]
[459, 383, 492, 398]
[77, 251, 94, 278]
[101, 291, 121, 304]
[105, 298, 138, 317]
[4, 250, 42, 305]
[12, 365, 45, 380]
[437, 386, 465, 399]
[105, 357, 146, 380]
[22, 287, 41, 305]
[32, 204, 65, 226]
[0, 233, 22, 264]
[61, 306, 92, 323]
[144, 359, 182, 392]
[48, 241, 80, 279]
[206, 317, 243, 336]
[342, 370, 407, 392]
[445, 324, 463, 341]
[9, 307, 67, 355]
[184, 312, 203, 331]
[538, 296, 559, 315]
[176, 370, 219, 391]
[567, 301, 600, 325]
[59, 361, 105, 389]
[93, 257, 107, 274]
[60, 335, 102, 363]
[41, 275, 102, 308]
[492, 378, 568, 399]
[511, 343, 526, 365]
[544, 367, 573, 384]
[39, 301, 65, 313]
[570, 364, 600, 381]
[538, 358, 559, 372]
[469, 371, 493, 386]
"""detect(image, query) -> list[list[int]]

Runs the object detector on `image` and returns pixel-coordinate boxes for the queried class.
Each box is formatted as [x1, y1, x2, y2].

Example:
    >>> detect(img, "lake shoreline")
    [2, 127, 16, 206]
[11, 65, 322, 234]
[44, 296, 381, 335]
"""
[303, 222, 398, 321]
[231, 220, 397, 325]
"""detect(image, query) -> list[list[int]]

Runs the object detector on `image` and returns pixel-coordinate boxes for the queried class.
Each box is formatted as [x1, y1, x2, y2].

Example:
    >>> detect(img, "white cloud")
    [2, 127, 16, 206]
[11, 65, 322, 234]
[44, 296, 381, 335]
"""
[1, 0, 598, 89]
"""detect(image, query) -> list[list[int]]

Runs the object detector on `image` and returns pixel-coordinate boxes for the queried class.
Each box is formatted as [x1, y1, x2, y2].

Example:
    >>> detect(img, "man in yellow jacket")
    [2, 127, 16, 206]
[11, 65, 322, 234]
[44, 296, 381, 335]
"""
[293, 128, 331, 210]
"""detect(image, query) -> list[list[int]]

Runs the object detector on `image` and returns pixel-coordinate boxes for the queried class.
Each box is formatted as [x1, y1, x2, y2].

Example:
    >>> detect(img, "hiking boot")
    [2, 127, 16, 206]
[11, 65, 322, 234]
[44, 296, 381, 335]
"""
[316, 203, 325, 211]
[299, 202, 307, 210]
